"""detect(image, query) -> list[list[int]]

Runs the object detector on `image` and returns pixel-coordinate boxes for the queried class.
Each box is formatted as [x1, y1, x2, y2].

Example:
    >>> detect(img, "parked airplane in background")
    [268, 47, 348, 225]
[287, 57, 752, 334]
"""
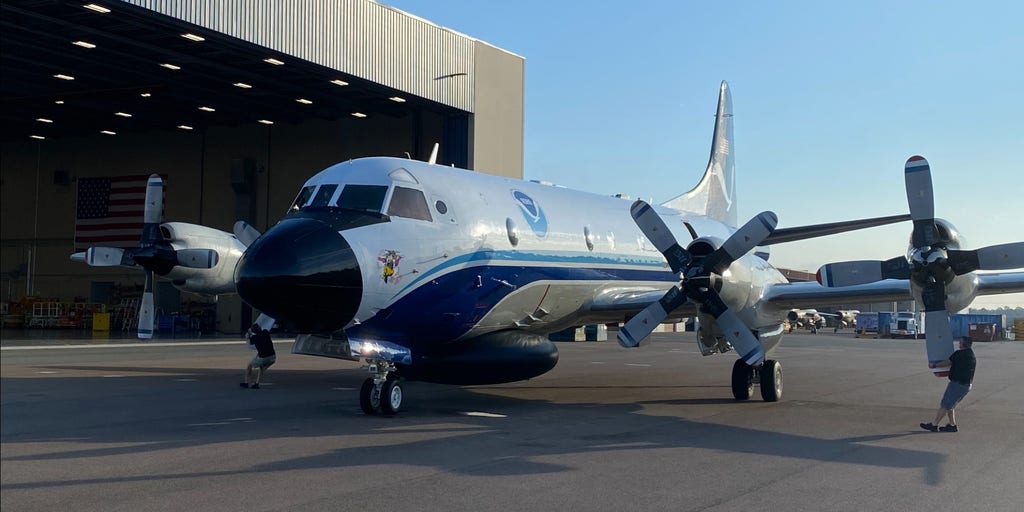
[72, 82, 1024, 415]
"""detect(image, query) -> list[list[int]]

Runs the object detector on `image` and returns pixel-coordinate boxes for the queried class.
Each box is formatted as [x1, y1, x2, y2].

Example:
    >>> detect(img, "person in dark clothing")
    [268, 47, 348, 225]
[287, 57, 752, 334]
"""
[240, 323, 276, 389]
[920, 338, 976, 432]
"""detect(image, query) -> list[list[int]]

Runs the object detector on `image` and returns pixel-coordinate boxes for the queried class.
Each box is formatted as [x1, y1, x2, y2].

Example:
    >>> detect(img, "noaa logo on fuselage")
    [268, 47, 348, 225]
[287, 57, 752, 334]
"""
[511, 189, 547, 237]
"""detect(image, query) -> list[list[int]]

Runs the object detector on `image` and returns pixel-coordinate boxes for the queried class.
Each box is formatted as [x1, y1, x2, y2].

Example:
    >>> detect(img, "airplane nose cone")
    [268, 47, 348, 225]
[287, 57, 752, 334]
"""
[235, 218, 362, 332]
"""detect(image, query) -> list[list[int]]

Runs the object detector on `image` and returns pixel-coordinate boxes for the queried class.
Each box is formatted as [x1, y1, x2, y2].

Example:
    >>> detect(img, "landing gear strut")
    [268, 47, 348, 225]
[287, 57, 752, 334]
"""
[359, 361, 403, 415]
[730, 358, 783, 402]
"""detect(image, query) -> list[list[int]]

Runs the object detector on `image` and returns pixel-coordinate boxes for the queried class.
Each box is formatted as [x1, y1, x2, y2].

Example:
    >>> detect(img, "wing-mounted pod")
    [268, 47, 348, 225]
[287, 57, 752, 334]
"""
[618, 200, 778, 367]
[817, 156, 1024, 371]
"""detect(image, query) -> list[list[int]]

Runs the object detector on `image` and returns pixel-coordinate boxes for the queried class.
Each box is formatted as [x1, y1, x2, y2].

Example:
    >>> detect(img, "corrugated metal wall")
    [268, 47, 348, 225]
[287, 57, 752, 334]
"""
[123, 0, 477, 111]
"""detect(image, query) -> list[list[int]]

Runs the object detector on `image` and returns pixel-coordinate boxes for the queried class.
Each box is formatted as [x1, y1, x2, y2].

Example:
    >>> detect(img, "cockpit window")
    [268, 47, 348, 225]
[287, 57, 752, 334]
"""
[387, 186, 432, 221]
[310, 184, 338, 207]
[335, 184, 388, 213]
[290, 186, 315, 211]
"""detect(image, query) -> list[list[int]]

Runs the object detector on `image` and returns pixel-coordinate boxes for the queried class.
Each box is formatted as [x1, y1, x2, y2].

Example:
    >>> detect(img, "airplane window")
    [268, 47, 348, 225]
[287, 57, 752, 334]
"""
[387, 186, 432, 221]
[335, 185, 388, 212]
[309, 184, 338, 207]
[290, 186, 315, 211]
[435, 200, 448, 214]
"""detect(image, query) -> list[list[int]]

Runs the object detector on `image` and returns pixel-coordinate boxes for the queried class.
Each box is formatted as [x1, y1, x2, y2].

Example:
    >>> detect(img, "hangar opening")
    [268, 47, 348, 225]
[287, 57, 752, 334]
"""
[1, 0, 524, 335]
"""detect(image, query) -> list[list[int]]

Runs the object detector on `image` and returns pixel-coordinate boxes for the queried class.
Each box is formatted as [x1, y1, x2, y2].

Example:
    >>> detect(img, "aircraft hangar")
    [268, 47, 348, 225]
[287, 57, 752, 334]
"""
[0, 0, 524, 334]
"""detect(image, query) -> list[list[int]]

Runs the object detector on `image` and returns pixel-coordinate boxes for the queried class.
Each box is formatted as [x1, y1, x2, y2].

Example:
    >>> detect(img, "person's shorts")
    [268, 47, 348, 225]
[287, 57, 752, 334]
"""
[941, 380, 971, 409]
[250, 355, 276, 369]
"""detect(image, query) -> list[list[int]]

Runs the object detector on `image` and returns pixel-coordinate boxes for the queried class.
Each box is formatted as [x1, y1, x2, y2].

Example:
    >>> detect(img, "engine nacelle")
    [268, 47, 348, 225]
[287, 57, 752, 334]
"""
[160, 222, 247, 295]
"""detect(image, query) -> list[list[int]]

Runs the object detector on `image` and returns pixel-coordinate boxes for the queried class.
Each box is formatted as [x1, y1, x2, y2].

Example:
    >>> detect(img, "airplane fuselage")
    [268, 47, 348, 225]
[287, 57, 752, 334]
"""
[235, 157, 791, 372]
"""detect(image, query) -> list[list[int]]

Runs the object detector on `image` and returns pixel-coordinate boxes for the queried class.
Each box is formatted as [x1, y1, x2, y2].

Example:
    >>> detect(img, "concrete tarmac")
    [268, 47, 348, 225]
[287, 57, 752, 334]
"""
[2, 331, 1022, 512]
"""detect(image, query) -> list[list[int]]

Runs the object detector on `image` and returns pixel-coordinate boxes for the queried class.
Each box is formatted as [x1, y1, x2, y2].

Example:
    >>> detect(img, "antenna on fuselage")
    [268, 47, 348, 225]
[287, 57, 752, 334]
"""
[428, 143, 439, 165]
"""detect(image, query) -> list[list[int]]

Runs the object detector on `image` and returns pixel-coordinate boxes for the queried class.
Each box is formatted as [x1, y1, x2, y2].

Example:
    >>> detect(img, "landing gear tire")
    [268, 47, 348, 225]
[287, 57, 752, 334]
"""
[759, 359, 783, 402]
[380, 376, 403, 415]
[731, 359, 755, 400]
[359, 377, 380, 414]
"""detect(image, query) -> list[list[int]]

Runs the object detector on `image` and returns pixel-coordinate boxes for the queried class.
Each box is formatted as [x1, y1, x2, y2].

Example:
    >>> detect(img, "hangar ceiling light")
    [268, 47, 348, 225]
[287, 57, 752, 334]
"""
[351, 112, 367, 118]
[2, 2, 464, 142]
[53, 74, 75, 80]
[177, 125, 193, 130]
[389, 96, 406, 103]
[258, 119, 274, 125]
[30, 135, 46, 140]
[36, 118, 53, 123]
[100, 130, 115, 135]
[181, 33, 205, 42]
[198, 106, 215, 112]
[82, 4, 111, 14]
[115, 112, 132, 118]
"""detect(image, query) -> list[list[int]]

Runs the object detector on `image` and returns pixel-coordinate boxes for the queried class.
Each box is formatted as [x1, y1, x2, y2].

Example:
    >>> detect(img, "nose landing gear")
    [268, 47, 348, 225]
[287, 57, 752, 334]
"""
[359, 361, 404, 415]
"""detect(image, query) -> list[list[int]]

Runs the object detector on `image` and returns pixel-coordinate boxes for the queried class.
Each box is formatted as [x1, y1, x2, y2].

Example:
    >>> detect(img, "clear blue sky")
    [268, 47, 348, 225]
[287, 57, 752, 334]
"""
[383, 0, 1023, 307]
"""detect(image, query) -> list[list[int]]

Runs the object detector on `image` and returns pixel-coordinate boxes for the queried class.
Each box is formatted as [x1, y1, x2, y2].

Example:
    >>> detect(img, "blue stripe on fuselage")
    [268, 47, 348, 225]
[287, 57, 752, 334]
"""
[394, 249, 665, 299]
[353, 260, 674, 353]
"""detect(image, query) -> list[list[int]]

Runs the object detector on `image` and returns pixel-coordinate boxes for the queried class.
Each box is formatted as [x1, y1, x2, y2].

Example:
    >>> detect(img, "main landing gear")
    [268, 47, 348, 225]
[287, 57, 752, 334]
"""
[731, 358, 783, 402]
[359, 360, 403, 415]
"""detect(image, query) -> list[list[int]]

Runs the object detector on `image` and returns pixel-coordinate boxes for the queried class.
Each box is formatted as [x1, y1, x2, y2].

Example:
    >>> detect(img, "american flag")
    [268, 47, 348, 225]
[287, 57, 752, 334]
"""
[74, 175, 164, 251]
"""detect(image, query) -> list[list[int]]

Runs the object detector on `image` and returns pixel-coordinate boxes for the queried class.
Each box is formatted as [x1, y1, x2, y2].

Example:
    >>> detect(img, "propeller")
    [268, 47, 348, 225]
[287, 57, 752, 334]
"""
[817, 156, 1024, 372]
[618, 200, 777, 366]
[233, 221, 262, 247]
[70, 174, 219, 338]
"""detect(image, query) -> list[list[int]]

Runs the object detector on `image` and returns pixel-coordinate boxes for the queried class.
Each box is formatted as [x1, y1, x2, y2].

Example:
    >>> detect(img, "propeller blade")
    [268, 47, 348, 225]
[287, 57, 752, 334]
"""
[630, 200, 691, 273]
[924, 309, 955, 376]
[84, 247, 127, 267]
[948, 242, 1024, 275]
[700, 290, 765, 366]
[176, 248, 220, 269]
[253, 313, 276, 333]
[816, 256, 910, 287]
[138, 272, 155, 339]
[904, 156, 939, 248]
[233, 221, 262, 247]
[703, 211, 778, 274]
[617, 285, 687, 348]
[141, 174, 164, 246]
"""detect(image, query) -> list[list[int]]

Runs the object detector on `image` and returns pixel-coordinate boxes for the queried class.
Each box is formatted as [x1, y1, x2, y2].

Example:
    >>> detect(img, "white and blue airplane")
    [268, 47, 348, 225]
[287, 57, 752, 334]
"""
[73, 82, 1024, 414]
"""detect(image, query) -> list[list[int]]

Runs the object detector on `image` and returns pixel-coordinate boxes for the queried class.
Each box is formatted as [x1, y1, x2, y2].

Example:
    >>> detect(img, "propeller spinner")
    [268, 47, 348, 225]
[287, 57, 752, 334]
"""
[618, 200, 777, 366]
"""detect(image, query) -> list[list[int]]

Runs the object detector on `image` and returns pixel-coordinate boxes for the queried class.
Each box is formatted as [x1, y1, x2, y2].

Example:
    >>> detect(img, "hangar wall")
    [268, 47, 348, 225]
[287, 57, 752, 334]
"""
[470, 41, 525, 179]
[0, 111, 446, 332]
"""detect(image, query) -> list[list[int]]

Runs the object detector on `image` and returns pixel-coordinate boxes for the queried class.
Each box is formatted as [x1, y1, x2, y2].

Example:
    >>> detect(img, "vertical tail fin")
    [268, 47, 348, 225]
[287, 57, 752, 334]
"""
[661, 81, 737, 227]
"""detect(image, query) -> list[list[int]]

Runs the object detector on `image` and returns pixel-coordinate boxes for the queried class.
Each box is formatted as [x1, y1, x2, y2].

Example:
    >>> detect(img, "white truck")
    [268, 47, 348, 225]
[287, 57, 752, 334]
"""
[890, 311, 925, 339]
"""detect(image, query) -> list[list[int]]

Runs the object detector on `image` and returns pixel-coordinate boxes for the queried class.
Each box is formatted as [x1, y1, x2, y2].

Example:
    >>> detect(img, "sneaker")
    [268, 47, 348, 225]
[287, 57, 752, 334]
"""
[251, 384, 260, 389]
[920, 422, 938, 432]
[239, 383, 249, 389]
[939, 424, 958, 433]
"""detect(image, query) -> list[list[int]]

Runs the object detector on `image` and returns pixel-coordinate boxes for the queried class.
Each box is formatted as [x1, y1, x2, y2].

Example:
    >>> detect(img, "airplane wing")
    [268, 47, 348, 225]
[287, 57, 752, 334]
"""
[973, 272, 1024, 295]
[590, 288, 699, 318]
[762, 271, 1024, 311]
[762, 280, 912, 310]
